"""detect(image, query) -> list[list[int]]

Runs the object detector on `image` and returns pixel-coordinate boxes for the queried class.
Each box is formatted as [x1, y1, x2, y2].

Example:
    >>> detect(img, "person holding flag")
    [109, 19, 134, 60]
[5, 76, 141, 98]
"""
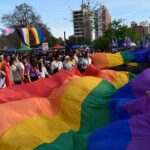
[0, 55, 12, 87]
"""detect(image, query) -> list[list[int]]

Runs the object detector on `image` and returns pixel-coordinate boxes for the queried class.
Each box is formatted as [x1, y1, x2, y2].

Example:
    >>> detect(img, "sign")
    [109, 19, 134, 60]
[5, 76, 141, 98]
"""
[42, 43, 49, 51]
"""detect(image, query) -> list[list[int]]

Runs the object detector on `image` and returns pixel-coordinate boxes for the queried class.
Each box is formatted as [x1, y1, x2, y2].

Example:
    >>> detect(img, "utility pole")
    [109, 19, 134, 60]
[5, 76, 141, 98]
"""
[64, 31, 66, 46]
[82, 0, 84, 46]
[64, 31, 67, 52]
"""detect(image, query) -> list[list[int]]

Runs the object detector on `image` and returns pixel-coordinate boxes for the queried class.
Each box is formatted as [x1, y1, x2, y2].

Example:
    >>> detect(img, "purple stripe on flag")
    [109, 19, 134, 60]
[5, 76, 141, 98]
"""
[124, 96, 150, 116]
[130, 69, 150, 97]
[127, 112, 150, 150]
[18, 28, 25, 44]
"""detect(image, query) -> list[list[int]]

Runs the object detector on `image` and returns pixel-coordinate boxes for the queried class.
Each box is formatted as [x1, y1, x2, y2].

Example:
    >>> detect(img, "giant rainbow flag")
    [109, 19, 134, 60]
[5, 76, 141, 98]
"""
[0, 64, 149, 150]
[91, 47, 150, 69]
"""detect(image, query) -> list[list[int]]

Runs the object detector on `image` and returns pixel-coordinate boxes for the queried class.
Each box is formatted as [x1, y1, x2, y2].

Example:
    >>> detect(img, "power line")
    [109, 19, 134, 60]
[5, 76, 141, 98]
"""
[63, 17, 73, 22]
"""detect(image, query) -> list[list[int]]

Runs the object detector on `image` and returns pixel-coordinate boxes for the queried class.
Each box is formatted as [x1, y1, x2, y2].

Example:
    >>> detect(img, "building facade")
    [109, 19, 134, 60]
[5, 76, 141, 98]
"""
[94, 5, 111, 39]
[131, 21, 150, 36]
[73, 4, 92, 42]
[131, 21, 138, 28]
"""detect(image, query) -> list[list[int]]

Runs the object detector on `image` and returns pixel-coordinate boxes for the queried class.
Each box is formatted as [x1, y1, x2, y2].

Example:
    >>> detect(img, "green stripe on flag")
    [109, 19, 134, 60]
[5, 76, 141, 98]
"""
[35, 80, 116, 150]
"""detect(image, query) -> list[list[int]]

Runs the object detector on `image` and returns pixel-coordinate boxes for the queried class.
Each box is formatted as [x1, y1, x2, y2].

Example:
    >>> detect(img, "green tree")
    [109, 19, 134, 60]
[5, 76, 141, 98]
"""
[92, 37, 111, 52]
[127, 28, 142, 42]
[1, 3, 41, 28]
[93, 19, 142, 51]
[104, 19, 128, 40]
[68, 35, 91, 46]
[0, 3, 57, 48]
[0, 31, 21, 49]
[105, 19, 142, 41]
[68, 35, 77, 45]
[39, 23, 58, 47]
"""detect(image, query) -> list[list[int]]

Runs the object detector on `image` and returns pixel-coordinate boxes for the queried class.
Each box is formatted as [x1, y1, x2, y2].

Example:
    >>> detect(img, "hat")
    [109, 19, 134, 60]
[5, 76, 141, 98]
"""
[0, 55, 4, 59]
[65, 56, 70, 59]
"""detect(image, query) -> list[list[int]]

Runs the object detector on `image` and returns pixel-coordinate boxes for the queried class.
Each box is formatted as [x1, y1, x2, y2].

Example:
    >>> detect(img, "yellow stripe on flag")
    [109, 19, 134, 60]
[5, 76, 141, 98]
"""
[0, 77, 102, 150]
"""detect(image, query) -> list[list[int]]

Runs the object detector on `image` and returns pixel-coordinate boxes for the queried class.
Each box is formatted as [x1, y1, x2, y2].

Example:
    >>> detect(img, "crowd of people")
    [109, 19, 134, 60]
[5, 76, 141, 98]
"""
[0, 50, 93, 88]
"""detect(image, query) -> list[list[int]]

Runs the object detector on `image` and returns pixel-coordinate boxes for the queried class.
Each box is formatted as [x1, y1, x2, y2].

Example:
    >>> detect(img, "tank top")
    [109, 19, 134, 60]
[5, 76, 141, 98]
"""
[11, 65, 21, 81]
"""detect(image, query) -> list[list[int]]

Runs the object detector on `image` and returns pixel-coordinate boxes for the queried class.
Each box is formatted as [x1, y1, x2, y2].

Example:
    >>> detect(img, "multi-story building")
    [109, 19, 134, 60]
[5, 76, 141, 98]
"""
[131, 21, 138, 27]
[140, 21, 149, 27]
[73, 10, 84, 38]
[73, 4, 92, 42]
[132, 25, 144, 35]
[144, 26, 150, 35]
[131, 21, 150, 36]
[94, 5, 111, 39]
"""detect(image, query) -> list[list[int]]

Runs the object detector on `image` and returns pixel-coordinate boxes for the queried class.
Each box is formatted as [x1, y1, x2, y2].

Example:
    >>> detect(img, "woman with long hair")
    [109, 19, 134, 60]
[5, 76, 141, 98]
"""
[29, 57, 41, 82]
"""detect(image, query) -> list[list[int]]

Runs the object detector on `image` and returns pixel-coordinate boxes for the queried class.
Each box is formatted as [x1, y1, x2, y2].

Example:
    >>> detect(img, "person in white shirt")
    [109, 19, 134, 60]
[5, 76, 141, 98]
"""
[51, 56, 59, 74]
[63, 56, 72, 71]
[51, 55, 63, 75]
[57, 55, 63, 70]
[16, 55, 25, 81]
[38, 62, 51, 78]
[82, 53, 92, 71]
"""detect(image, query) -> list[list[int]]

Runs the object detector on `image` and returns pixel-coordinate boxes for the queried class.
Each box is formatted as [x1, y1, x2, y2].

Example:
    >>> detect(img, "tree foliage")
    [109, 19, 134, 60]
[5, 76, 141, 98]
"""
[1, 3, 41, 28]
[0, 32, 21, 49]
[39, 23, 58, 47]
[93, 19, 142, 51]
[92, 37, 111, 52]
[105, 19, 142, 41]
[0, 3, 58, 48]
[67, 35, 91, 46]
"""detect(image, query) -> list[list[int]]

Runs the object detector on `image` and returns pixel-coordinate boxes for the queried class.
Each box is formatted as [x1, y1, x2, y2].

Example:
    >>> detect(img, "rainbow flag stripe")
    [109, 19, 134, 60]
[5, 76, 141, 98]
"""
[88, 69, 150, 150]
[30, 28, 44, 45]
[0, 67, 149, 150]
[91, 48, 150, 69]
[83, 64, 135, 89]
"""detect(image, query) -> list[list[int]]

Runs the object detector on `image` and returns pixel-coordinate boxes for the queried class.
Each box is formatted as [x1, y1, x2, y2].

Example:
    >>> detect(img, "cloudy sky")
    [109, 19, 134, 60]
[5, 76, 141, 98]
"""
[0, 0, 149, 38]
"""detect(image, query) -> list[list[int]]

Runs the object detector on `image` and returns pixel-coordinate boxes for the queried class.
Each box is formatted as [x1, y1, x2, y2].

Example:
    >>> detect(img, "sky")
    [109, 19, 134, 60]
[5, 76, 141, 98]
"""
[0, 0, 149, 38]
